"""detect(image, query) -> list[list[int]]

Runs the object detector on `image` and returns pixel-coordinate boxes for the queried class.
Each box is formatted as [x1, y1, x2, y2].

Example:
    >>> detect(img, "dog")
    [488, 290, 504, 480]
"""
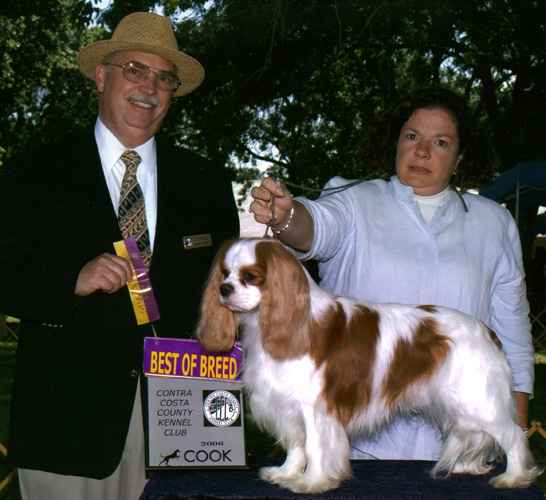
[196, 238, 540, 493]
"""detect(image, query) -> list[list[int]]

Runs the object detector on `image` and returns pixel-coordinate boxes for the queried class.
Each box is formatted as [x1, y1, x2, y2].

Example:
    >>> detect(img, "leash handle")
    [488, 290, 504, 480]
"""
[263, 193, 277, 239]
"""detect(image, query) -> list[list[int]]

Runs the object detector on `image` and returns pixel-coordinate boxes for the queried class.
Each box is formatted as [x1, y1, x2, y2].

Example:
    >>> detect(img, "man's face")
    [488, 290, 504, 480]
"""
[95, 50, 175, 148]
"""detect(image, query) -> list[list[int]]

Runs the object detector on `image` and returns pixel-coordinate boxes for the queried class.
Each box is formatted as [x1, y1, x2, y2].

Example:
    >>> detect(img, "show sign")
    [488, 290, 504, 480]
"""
[144, 337, 246, 469]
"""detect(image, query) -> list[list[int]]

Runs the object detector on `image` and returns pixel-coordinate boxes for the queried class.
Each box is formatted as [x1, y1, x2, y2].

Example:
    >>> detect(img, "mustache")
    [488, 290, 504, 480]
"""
[128, 94, 159, 107]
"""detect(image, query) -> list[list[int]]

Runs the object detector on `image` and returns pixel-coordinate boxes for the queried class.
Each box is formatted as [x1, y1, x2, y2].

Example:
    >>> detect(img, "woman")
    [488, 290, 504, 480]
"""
[250, 87, 534, 460]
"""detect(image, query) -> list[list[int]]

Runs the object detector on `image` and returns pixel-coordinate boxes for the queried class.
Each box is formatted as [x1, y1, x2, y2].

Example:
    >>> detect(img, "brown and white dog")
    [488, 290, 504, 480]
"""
[196, 238, 539, 493]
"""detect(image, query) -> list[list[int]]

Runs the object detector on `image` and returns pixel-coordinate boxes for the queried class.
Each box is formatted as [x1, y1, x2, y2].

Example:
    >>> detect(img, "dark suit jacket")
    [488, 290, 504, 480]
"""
[0, 128, 239, 478]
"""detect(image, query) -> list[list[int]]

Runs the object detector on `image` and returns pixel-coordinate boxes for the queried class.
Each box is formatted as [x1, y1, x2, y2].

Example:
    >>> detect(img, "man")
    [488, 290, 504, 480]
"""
[0, 12, 239, 499]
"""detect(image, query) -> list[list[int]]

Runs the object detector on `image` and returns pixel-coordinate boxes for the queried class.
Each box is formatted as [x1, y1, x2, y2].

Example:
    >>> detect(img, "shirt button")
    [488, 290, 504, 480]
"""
[129, 370, 139, 378]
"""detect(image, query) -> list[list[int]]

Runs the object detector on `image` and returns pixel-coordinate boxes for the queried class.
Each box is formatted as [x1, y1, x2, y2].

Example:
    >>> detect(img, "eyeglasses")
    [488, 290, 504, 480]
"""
[106, 61, 180, 92]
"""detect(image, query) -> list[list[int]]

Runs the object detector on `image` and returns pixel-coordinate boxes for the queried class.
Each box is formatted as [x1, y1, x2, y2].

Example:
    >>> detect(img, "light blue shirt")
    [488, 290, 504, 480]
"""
[297, 175, 534, 459]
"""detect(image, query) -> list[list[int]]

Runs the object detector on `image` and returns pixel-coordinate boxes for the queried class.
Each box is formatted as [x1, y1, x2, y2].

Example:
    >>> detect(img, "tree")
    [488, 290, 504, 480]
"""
[2, 0, 545, 192]
[149, 0, 545, 193]
[0, 0, 98, 164]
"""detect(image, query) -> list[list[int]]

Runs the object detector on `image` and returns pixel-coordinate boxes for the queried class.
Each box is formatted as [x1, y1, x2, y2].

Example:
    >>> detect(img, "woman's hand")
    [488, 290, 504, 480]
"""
[249, 177, 293, 229]
[250, 177, 314, 252]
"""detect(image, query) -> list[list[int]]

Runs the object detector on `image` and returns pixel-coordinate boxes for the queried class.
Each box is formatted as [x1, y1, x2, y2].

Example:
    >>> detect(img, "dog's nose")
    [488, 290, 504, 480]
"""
[220, 283, 234, 298]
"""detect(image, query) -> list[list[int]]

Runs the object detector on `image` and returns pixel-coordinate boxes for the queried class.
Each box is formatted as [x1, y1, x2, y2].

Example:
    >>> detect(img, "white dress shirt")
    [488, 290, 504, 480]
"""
[94, 117, 158, 249]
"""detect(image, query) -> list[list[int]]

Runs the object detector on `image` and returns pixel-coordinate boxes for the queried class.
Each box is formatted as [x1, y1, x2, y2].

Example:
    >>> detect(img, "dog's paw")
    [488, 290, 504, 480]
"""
[283, 475, 342, 494]
[489, 468, 541, 489]
[259, 465, 304, 484]
[452, 461, 493, 475]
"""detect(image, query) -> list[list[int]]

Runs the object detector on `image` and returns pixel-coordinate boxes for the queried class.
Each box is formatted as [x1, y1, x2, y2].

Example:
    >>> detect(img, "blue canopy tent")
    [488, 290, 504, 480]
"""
[479, 161, 546, 225]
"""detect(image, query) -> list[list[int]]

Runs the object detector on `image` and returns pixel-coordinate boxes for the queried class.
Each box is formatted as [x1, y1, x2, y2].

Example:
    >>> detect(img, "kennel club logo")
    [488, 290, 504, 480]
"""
[203, 390, 241, 427]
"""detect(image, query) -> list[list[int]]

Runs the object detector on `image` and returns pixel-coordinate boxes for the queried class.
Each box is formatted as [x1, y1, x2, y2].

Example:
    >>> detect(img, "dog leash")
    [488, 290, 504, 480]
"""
[261, 178, 370, 239]
[258, 177, 468, 228]
[261, 177, 363, 240]
[258, 176, 468, 240]
[263, 193, 278, 239]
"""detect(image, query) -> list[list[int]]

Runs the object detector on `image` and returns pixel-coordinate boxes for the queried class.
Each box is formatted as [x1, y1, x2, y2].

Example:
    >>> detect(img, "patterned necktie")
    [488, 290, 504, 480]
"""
[118, 150, 152, 269]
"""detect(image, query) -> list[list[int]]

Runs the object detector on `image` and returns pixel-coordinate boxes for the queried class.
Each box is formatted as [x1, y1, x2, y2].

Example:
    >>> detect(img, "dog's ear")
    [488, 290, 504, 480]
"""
[256, 241, 311, 360]
[195, 242, 240, 352]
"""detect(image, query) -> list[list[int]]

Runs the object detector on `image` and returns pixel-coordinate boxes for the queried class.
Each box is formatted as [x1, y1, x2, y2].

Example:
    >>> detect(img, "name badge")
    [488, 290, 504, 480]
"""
[183, 234, 212, 250]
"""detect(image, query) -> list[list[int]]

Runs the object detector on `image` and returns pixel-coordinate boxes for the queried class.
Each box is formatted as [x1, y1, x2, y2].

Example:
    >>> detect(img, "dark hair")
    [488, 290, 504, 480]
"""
[361, 87, 493, 190]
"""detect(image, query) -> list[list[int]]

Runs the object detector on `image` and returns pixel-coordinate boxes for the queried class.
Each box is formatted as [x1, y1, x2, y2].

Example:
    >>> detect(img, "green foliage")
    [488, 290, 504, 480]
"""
[1, 0, 545, 191]
[157, 0, 545, 191]
[0, 0, 98, 160]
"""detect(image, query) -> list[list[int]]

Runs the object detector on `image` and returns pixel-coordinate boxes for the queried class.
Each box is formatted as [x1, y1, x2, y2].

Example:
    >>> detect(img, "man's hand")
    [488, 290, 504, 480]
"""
[75, 253, 133, 297]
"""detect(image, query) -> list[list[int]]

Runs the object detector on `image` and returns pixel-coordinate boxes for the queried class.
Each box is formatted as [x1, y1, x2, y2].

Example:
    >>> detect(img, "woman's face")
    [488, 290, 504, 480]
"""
[396, 108, 463, 196]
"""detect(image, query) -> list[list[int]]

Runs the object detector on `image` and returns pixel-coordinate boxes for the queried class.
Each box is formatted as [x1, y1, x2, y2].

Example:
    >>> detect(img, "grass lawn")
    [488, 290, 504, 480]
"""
[1, 342, 545, 499]
[0, 342, 18, 499]
[530, 353, 546, 493]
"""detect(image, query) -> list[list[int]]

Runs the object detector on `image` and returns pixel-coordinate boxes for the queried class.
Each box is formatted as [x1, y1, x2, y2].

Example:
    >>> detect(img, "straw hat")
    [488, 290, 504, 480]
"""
[77, 12, 204, 97]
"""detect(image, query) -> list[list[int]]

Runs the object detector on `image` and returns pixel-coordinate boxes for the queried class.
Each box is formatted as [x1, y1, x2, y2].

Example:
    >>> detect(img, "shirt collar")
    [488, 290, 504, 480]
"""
[390, 175, 460, 212]
[391, 175, 415, 204]
[94, 117, 156, 176]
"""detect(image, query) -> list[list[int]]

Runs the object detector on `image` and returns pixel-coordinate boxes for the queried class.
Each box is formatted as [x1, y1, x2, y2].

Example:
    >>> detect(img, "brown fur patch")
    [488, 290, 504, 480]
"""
[238, 263, 266, 287]
[417, 305, 438, 314]
[313, 303, 381, 426]
[382, 317, 450, 405]
[488, 328, 503, 350]
[255, 240, 312, 360]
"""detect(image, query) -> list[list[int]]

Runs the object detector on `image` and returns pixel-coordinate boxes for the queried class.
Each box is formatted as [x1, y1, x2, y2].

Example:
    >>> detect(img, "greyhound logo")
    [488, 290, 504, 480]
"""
[159, 448, 181, 466]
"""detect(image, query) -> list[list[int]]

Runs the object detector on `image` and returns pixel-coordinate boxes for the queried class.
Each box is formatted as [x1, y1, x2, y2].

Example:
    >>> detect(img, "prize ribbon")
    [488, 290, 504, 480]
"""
[114, 237, 160, 325]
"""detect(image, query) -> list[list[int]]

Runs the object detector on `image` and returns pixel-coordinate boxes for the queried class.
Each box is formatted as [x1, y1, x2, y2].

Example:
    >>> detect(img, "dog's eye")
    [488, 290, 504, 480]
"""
[221, 269, 230, 279]
[243, 272, 257, 283]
